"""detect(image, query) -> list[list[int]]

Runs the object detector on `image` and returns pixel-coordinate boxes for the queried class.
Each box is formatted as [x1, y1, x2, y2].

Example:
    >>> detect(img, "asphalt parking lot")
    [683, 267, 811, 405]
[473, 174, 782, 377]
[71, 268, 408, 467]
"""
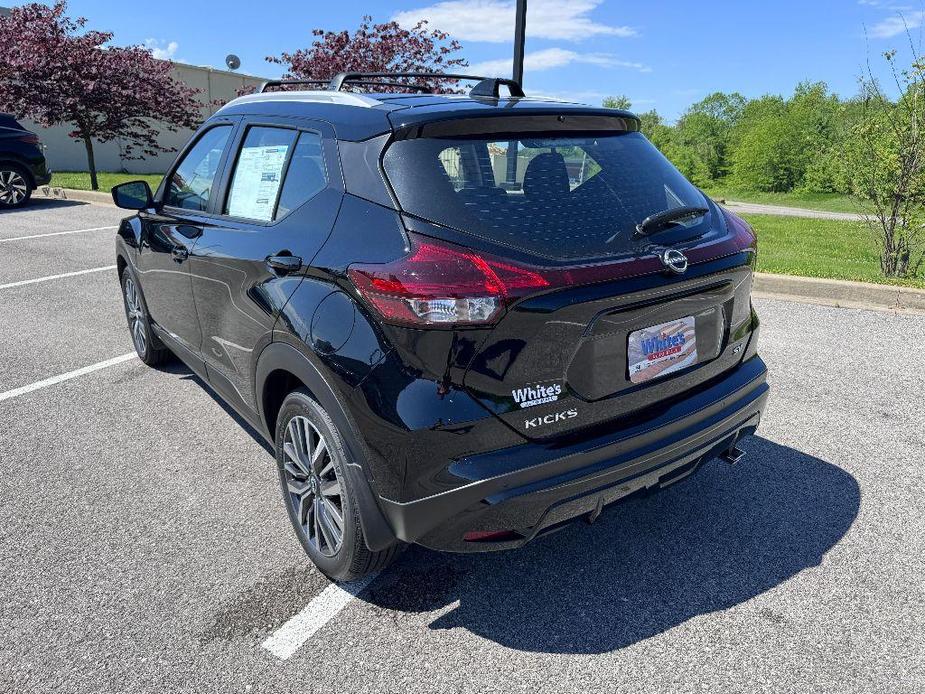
[1, 199, 924, 693]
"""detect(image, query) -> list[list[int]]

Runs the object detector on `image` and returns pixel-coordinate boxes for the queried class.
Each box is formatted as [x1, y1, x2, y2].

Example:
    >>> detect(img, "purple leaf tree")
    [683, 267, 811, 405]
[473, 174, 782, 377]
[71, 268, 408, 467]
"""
[267, 16, 468, 94]
[0, 1, 202, 190]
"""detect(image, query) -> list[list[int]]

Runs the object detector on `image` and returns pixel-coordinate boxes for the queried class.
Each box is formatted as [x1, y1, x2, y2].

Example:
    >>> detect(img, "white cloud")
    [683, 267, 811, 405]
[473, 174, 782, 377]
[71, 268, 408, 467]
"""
[868, 10, 925, 38]
[469, 47, 650, 76]
[393, 0, 636, 43]
[144, 38, 179, 61]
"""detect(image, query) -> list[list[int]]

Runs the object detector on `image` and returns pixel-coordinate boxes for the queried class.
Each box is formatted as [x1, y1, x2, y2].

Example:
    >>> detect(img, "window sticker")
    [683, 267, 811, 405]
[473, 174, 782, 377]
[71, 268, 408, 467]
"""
[227, 145, 290, 221]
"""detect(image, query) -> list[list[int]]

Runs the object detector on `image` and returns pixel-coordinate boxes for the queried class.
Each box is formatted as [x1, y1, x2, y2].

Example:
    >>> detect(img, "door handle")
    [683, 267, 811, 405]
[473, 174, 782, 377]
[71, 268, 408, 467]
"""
[266, 254, 303, 275]
[171, 247, 189, 263]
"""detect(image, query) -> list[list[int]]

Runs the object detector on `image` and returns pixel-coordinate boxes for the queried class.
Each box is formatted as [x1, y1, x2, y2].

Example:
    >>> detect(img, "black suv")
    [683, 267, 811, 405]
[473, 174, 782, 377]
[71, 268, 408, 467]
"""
[0, 113, 51, 209]
[112, 73, 768, 581]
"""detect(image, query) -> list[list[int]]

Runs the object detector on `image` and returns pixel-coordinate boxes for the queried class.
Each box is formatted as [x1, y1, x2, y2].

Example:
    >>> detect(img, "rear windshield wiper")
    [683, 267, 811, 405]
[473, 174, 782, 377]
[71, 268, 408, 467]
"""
[634, 206, 709, 238]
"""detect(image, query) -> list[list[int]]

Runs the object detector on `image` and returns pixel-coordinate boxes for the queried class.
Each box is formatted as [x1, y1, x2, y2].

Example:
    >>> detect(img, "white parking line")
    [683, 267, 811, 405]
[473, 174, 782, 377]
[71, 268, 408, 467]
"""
[0, 353, 136, 403]
[0, 265, 117, 291]
[0, 225, 117, 242]
[262, 573, 379, 660]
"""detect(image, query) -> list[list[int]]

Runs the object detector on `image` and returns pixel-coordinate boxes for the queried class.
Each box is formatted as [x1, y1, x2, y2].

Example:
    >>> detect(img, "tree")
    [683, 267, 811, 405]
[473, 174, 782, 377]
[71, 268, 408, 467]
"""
[637, 109, 674, 153]
[689, 91, 747, 124]
[602, 95, 633, 110]
[724, 84, 846, 193]
[0, 2, 202, 190]
[844, 48, 925, 278]
[785, 81, 844, 193]
[267, 16, 467, 93]
[728, 95, 802, 191]
[670, 92, 746, 184]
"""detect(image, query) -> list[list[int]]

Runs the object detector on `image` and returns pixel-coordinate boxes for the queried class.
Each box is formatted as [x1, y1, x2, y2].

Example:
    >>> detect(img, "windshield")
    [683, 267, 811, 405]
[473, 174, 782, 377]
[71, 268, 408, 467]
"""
[382, 131, 712, 262]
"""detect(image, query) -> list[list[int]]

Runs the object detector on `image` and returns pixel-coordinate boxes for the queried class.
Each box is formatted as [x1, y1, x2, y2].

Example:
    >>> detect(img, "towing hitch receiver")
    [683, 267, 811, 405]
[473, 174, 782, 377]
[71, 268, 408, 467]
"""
[722, 445, 747, 465]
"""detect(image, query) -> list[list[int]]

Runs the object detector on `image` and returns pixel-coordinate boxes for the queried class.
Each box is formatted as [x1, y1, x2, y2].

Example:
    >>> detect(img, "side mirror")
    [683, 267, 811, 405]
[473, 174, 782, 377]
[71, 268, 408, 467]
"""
[111, 180, 154, 210]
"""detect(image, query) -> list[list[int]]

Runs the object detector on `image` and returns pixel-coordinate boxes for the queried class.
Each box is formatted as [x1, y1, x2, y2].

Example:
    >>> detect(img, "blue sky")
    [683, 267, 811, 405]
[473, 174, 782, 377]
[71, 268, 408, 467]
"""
[7, 0, 925, 120]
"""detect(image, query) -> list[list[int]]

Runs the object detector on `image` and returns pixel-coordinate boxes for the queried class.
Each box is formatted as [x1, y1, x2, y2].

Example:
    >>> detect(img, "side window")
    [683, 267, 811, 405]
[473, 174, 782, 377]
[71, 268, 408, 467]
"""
[276, 132, 328, 218]
[225, 126, 297, 222]
[165, 126, 232, 211]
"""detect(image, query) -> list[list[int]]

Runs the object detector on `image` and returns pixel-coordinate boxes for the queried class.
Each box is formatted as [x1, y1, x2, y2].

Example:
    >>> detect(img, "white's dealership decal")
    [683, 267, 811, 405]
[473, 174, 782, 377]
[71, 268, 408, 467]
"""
[512, 383, 562, 409]
[525, 408, 578, 430]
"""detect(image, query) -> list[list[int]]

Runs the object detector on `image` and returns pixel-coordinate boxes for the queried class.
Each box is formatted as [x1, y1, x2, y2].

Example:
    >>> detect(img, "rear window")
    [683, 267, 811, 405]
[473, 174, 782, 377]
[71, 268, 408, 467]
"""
[383, 131, 712, 262]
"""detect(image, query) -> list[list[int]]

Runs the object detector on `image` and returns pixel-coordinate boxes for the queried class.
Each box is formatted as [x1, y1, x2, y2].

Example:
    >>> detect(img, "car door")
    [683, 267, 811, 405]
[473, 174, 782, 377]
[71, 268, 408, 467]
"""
[187, 118, 343, 414]
[136, 122, 237, 364]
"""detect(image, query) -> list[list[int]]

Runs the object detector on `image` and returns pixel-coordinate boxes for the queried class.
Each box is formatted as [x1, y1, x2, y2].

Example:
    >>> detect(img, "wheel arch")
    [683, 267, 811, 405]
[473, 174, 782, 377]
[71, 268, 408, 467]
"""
[255, 341, 398, 551]
[0, 157, 33, 186]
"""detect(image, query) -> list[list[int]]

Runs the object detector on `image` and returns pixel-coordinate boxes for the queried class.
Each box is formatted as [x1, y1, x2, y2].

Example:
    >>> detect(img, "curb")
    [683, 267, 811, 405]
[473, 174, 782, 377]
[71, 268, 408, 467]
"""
[753, 273, 925, 314]
[37, 186, 115, 206]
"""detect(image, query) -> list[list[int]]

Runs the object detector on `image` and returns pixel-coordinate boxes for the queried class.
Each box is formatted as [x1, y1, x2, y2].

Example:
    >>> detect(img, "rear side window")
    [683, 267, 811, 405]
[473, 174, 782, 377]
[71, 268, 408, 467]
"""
[225, 128, 327, 222]
[383, 131, 711, 262]
[165, 125, 232, 211]
[277, 132, 328, 218]
[225, 127, 296, 222]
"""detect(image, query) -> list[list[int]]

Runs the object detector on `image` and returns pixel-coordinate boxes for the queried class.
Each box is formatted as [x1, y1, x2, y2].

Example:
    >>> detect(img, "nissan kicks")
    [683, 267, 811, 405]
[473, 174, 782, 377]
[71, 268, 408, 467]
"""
[112, 73, 769, 581]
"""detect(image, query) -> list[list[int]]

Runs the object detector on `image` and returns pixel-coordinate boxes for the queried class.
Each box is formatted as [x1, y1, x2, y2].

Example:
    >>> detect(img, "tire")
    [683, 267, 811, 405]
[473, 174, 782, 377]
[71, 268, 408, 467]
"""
[0, 164, 33, 209]
[275, 389, 399, 582]
[120, 268, 171, 366]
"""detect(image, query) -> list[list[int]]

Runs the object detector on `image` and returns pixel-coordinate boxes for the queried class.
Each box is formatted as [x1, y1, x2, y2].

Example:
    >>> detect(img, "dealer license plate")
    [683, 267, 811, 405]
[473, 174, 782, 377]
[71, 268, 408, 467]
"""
[628, 316, 698, 384]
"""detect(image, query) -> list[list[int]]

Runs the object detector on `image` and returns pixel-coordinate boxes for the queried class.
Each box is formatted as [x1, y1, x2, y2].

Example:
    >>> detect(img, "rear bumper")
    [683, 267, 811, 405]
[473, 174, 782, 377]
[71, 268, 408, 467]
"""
[378, 356, 769, 552]
[31, 158, 52, 186]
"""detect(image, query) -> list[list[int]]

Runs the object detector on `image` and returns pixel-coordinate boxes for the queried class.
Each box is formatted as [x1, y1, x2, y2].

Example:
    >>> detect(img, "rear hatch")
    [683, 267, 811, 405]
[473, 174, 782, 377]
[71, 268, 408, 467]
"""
[380, 115, 757, 440]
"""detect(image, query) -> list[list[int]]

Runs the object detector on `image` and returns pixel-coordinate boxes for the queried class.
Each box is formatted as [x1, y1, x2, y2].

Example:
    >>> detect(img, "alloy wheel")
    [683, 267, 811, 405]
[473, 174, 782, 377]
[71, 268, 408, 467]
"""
[0, 170, 28, 206]
[123, 276, 147, 355]
[283, 416, 345, 557]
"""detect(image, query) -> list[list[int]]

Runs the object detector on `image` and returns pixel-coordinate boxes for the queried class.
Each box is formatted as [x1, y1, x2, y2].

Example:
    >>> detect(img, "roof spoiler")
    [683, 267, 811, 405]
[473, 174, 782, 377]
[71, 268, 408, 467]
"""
[259, 73, 525, 98]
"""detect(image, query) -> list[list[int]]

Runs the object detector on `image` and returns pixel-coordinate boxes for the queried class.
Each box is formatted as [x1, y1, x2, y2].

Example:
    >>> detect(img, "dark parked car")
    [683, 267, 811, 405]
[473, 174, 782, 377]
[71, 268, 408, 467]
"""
[112, 73, 768, 581]
[0, 113, 51, 208]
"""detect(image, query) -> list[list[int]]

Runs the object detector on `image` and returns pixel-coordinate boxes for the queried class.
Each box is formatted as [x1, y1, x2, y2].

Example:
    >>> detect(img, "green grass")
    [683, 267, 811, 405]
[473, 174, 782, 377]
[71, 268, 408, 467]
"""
[742, 213, 925, 289]
[703, 184, 861, 214]
[50, 171, 164, 192]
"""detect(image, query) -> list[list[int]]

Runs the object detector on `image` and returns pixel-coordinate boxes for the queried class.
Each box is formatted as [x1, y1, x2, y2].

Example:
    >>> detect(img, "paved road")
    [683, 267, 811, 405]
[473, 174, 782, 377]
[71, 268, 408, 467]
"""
[1, 201, 923, 693]
[723, 200, 867, 221]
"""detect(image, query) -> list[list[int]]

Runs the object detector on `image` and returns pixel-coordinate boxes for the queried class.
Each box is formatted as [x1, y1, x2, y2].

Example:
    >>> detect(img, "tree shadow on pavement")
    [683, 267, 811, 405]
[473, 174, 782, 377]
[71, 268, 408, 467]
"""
[361, 436, 860, 654]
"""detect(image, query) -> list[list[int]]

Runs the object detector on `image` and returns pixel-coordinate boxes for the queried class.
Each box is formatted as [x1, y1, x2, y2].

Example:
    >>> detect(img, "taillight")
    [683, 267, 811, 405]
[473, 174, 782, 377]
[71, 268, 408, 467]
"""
[347, 235, 551, 326]
[346, 228, 734, 327]
[17, 133, 40, 145]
